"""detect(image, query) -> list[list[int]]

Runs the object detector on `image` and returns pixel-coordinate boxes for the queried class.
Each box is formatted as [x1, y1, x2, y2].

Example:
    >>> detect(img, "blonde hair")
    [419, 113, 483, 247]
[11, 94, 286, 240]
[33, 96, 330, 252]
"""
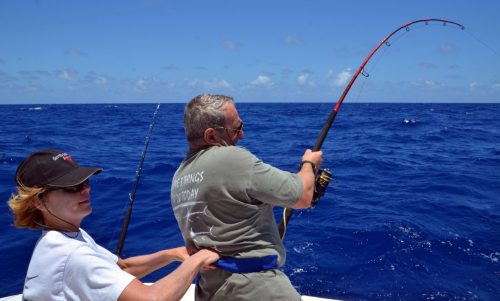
[7, 186, 45, 229]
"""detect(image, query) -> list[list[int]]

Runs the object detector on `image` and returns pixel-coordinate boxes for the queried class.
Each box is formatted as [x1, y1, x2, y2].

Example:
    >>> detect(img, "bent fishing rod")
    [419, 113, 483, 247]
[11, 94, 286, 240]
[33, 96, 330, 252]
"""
[116, 104, 161, 257]
[278, 19, 465, 240]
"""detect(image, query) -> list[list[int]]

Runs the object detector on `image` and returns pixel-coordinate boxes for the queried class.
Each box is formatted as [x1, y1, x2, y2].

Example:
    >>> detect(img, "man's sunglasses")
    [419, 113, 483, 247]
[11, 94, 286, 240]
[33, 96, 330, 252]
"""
[215, 121, 244, 134]
[46, 180, 90, 194]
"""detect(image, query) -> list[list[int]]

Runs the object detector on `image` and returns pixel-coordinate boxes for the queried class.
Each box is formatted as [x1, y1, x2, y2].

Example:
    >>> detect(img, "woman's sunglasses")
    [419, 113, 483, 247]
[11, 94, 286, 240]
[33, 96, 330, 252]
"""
[46, 180, 90, 194]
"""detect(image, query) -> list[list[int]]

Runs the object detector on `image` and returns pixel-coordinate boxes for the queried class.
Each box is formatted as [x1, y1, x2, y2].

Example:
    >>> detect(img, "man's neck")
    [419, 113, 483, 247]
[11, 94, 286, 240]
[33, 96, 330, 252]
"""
[187, 141, 211, 158]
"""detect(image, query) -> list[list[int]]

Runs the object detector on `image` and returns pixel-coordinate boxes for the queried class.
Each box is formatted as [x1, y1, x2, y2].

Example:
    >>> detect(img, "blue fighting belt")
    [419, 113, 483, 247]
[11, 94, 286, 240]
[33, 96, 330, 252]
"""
[214, 254, 278, 273]
[195, 254, 279, 285]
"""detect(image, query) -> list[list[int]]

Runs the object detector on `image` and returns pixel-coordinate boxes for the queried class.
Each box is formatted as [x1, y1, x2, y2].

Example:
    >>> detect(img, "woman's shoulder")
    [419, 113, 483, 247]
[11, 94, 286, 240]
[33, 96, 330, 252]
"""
[37, 229, 94, 251]
[30, 230, 90, 267]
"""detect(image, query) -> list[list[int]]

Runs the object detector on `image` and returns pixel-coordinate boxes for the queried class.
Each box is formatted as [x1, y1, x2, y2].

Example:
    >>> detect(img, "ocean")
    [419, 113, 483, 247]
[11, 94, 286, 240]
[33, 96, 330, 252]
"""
[0, 103, 499, 300]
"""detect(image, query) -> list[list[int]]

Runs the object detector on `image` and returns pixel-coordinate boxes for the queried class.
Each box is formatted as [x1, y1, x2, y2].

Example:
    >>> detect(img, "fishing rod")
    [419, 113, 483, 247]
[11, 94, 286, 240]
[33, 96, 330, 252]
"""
[278, 18, 465, 240]
[116, 103, 161, 257]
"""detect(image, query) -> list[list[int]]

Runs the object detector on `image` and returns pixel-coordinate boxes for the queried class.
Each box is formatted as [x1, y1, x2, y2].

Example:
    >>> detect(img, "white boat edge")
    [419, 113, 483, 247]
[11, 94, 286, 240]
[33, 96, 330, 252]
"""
[1, 283, 341, 301]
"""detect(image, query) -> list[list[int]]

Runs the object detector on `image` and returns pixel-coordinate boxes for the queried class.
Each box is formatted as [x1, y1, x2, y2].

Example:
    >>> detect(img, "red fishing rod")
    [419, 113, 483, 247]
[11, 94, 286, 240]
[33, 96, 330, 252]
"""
[278, 18, 465, 240]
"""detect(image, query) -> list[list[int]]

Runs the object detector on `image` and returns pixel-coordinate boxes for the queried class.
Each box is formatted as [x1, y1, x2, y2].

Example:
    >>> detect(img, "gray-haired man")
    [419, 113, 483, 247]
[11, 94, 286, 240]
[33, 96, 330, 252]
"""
[171, 94, 322, 300]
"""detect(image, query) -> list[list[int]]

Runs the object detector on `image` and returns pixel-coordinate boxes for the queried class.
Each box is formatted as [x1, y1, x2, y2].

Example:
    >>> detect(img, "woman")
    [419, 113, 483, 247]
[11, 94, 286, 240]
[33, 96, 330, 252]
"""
[8, 149, 219, 301]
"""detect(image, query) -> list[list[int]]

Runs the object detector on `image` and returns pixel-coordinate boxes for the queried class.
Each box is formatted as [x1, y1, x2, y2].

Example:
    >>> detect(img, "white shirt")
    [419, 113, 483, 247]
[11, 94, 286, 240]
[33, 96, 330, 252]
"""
[23, 229, 135, 301]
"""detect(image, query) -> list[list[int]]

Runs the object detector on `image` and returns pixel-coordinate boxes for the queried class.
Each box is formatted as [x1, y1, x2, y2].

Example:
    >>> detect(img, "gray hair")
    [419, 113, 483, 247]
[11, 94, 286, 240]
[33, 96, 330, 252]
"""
[184, 94, 234, 142]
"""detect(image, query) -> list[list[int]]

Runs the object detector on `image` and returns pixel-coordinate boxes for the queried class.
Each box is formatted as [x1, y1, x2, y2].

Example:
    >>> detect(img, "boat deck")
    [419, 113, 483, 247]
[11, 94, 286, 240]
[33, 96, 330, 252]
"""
[0, 283, 340, 300]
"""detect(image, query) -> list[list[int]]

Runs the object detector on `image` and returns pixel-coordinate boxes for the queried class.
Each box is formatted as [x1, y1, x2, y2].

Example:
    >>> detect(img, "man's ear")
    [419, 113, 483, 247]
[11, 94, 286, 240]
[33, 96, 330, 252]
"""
[203, 128, 219, 145]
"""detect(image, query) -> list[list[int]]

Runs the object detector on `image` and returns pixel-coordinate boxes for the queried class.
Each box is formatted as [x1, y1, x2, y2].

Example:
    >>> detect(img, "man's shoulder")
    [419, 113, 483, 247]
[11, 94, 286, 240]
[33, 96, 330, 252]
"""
[197, 146, 259, 171]
[210, 145, 255, 157]
[211, 146, 260, 163]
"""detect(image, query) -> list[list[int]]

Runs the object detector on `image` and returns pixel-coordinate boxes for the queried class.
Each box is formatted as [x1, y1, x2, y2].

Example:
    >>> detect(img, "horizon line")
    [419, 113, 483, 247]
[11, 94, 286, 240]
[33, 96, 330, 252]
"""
[1, 100, 500, 105]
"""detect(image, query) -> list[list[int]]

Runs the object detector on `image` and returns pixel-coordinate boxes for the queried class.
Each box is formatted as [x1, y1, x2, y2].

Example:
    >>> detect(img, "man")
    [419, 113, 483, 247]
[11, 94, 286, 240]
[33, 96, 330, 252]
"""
[171, 94, 323, 300]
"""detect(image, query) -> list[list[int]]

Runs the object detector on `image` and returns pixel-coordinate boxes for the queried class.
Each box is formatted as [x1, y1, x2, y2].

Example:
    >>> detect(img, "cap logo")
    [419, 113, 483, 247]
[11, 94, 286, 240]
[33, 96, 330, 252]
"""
[52, 152, 75, 164]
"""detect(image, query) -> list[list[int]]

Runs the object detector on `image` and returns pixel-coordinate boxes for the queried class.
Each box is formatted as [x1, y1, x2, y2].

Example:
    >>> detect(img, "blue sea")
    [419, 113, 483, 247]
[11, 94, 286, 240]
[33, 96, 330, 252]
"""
[0, 103, 499, 300]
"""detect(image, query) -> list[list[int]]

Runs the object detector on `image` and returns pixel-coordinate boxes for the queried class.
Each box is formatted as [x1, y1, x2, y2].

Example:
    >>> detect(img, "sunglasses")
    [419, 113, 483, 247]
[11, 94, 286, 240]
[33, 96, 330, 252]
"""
[46, 180, 90, 194]
[215, 121, 244, 134]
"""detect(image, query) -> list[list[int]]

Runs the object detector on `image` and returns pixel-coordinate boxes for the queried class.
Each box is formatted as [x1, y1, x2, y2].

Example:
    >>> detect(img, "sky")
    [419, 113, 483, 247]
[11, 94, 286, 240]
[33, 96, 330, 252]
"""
[0, 0, 499, 104]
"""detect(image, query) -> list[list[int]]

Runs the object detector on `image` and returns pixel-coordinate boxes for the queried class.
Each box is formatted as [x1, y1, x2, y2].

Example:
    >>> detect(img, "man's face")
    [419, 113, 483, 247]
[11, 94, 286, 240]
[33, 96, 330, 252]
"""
[220, 102, 244, 146]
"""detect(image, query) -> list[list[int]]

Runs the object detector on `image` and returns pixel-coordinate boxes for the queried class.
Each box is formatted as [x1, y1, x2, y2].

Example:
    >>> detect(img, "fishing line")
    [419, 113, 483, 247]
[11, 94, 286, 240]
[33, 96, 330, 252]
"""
[463, 30, 500, 58]
[116, 103, 161, 257]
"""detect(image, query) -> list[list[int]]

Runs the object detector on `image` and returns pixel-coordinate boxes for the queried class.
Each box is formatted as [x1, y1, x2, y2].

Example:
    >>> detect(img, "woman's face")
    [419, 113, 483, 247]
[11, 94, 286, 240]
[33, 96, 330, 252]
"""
[39, 181, 92, 229]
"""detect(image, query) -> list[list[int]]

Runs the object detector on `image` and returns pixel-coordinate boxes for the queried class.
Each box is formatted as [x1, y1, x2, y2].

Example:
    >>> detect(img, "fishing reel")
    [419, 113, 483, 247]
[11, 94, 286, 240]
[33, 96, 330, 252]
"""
[311, 168, 332, 208]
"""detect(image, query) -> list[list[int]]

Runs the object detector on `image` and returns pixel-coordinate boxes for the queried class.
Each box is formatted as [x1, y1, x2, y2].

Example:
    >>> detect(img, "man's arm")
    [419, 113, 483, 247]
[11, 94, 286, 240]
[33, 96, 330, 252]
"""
[294, 149, 323, 209]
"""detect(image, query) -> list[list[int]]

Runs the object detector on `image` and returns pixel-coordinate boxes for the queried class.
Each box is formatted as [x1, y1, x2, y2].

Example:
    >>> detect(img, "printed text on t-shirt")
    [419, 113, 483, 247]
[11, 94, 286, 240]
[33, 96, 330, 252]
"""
[172, 171, 204, 205]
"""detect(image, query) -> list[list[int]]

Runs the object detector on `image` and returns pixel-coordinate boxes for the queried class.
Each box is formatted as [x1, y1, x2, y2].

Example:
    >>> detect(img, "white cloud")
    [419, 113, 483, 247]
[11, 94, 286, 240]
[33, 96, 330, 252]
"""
[423, 80, 439, 88]
[440, 44, 458, 54]
[419, 62, 437, 70]
[224, 40, 241, 50]
[95, 76, 108, 85]
[135, 78, 148, 90]
[328, 68, 352, 87]
[250, 75, 273, 87]
[133, 77, 174, 91]
[297, 73, 316, 87]
[185, 79, 198, 87]
[469, 81, 478, 89]
[494, 83, 500, 89]
[297, 73, 309, 85]
[57, 69, 77, 81]
[411, 79, 442, 89]
[336, 69, 352, 86]
[203, 78, 232, 89]
[164, 64, 178, 70]
[65, 48, 85, 56]
[283, 35, 303, 46]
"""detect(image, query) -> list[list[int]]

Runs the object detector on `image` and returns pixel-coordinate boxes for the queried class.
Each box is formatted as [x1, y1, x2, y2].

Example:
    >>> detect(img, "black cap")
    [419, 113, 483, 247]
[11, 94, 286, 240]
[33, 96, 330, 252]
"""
[15, 149, 103, 188]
